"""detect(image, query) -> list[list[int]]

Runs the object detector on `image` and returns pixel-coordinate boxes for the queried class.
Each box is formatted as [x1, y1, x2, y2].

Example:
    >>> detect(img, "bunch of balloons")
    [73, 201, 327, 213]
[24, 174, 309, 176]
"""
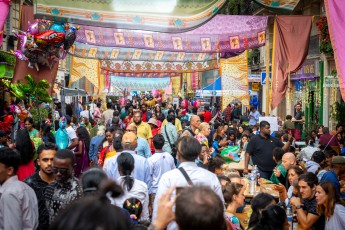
[13, 19, 78, 71]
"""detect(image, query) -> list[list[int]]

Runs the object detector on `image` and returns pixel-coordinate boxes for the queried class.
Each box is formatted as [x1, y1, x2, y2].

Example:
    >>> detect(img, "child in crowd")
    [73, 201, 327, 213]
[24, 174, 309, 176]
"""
[212, 135, 225, 156]
[270, 147, 287, 184]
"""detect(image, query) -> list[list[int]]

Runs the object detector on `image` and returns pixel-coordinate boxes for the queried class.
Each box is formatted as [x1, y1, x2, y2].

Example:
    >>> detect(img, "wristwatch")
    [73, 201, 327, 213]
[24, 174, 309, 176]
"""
[296, 205, 302, 209]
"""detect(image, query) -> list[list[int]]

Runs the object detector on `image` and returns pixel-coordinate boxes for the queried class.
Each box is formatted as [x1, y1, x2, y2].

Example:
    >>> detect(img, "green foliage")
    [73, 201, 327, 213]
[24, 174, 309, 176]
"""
[219, 0, 255, 15]
[331, 101, 345, 126]
[30, 106, 49, 126]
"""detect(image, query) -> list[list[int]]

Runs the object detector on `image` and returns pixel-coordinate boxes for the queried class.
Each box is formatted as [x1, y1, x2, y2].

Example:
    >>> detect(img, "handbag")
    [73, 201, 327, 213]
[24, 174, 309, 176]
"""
[164, 125, 177, 157]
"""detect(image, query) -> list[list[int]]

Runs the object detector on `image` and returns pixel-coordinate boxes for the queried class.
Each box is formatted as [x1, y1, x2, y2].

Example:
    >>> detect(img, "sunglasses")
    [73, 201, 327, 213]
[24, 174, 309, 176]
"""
[52, 167, 69, 174]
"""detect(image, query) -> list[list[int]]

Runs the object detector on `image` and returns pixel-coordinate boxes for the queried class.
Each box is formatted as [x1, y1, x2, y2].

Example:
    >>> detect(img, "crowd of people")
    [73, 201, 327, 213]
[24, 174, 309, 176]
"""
[0, 96, 345, 230]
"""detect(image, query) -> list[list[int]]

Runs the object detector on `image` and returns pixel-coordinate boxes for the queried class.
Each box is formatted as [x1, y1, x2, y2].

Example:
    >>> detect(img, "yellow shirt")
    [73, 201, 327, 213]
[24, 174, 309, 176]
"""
[161, 118, 182, 132]
[132, 122, 153, 140]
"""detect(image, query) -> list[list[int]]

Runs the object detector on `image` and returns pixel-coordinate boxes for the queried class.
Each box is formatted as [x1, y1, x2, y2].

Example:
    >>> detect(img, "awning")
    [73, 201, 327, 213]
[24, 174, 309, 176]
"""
[196, 77, 222, 97]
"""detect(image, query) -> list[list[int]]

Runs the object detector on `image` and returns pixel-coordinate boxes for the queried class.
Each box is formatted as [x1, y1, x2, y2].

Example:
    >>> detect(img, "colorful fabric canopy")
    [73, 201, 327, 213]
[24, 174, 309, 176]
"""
[76, 15, 268, 53]
[253, 0, 301, 14]
[324, 0, 345, 101]
[100, 59, 218, 73]
[71, 42, 218, 61]
[111, 76, 170, 91]
[34, 0, 226, 33]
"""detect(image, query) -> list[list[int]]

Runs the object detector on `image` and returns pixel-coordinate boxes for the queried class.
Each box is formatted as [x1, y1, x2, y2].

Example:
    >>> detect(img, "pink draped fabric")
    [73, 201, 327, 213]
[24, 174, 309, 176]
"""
[0, 0, 10, 46]
[324, 0, 345, 100]
[271, 16, 312, 109]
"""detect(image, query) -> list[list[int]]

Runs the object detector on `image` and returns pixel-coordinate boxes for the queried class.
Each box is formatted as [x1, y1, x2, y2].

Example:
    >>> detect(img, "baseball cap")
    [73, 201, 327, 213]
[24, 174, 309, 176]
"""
[331, 156, 345, 164]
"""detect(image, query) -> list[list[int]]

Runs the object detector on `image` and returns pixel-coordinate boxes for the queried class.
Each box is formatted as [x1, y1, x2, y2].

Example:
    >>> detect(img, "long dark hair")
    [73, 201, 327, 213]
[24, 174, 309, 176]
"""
[252, 205, 287, 230]
[76, 126, 90, 153]
[248, 193, 275, 229]
[15, 129, 34, 164]
[49, 180, 128, 230]
[40, 123, 55, 143]
[117, 152, 135, 191]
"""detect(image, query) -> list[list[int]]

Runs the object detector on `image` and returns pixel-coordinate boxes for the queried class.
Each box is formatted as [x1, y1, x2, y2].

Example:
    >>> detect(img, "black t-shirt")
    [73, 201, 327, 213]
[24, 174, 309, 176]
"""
[246, 134, 284, 171]
[302, 196, 325, 230]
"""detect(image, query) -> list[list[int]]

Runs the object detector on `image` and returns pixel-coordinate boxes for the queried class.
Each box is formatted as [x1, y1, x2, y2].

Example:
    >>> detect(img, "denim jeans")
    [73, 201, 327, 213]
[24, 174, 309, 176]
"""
[259, 170, 273, 180]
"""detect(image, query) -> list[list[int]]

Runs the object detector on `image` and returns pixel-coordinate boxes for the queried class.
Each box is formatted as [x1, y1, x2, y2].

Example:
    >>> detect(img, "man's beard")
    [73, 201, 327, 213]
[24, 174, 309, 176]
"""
[134, 120, 141, 125]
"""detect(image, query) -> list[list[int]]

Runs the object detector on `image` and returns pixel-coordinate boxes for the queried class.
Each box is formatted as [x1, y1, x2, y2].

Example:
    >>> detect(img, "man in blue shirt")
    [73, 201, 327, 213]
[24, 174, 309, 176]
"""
[126, 124, 151, 158]
[249, 107, 260, 126]
[320, 156, 345, 198]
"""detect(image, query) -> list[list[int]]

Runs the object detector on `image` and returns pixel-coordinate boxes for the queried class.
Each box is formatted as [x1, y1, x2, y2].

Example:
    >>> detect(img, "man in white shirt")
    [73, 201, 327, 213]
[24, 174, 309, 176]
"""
[65, 115, 78, 150]
[104, 132, 151, 190]
[80, 105, 93, 120]
[148, 134, 175, 212]
[249, 106, 260, 126]
[152, 136, 224, 230]
[0, 148, 38, 230]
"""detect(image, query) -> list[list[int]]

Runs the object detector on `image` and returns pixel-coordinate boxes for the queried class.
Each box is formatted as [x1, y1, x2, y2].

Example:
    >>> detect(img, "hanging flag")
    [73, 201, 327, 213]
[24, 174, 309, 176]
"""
[324, 0, 345, 100]
[271, 16, 312, 109]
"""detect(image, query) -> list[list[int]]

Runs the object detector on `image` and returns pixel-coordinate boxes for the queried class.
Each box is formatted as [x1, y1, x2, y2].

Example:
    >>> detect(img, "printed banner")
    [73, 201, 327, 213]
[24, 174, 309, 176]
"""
[220, 52, 249, 110]
[171, 76, 182, 96]
[70, 56, 100, 89]
[35, 0, 226, 33]
[111, 76, 170, 91]
[100, 59, 219, 73]
[71, 42, 218, 61]
[324, 0, 345, 100]
[75, 15, 268, 53]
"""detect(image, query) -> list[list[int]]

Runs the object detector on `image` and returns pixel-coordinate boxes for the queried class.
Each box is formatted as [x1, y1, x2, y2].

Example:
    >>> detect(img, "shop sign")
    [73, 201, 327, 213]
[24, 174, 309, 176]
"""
[252, 82, 260, 91]
[291, 60, 319, 80]
[248, 74, 261, 82]
[324, 75, 339, 88]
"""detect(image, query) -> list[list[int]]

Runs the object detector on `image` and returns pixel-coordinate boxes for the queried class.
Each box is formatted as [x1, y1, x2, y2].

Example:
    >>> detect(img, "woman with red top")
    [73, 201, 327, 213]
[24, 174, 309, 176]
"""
[148, 118, 160, 154]
[0, 107, 14, 134]
[98, 128, 115, 166]
[123, 111, 133, 129]
[15, 128, 35, 181]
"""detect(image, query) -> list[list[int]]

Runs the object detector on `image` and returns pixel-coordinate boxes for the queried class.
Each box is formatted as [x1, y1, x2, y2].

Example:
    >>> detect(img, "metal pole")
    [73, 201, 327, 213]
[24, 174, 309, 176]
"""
[265, 30, 270, 115]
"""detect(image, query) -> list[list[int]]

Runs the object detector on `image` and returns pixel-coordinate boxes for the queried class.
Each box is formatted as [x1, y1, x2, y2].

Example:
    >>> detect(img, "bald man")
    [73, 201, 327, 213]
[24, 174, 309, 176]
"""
[126, 124, 151, 158]
[181, 115, 201, 137]
[103, 132, 151, 189]
[282, 152, 296, 171]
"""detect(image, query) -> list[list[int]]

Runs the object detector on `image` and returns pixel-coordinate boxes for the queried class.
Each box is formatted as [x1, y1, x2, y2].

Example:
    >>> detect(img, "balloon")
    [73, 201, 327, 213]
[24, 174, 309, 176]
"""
[63, 26, 77, 51]
[34, 30, 65, 46]
[220, 146, 241, 163]
[157, 97, 162, 103]
[193, 100, 201, 108]
[49, 23, 66, 33]
[55, 128, 69, 150]
[151, 90, 158, 97]
[27, 20, 39, 35]
[13, 50, 27, 61]
[12, 29, 28, 52]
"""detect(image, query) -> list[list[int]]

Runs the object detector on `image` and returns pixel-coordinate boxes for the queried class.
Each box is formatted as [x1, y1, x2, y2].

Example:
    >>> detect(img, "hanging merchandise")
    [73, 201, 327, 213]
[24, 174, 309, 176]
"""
[12, 19, 78, 71]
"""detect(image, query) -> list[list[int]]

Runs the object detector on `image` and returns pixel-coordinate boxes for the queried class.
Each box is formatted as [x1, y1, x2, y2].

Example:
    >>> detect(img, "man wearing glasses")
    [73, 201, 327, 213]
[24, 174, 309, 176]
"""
[44, 149, 82, 225]
[126, 124, 151, 158]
